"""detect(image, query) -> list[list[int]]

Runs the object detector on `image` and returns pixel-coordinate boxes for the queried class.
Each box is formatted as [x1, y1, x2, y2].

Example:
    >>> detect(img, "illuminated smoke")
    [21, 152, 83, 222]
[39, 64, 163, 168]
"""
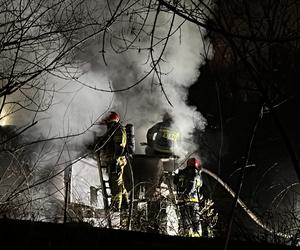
[4, 1, 210, 158]
[74, 3, 210, 158]
[1, 1, 211, 221]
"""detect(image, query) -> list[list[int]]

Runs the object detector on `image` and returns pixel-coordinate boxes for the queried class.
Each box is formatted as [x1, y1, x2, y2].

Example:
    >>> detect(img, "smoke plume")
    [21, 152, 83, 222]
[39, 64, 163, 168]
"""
[1, 0, 212, 221]
[71, 2, 210, 158]
[5, 1, 210, 159]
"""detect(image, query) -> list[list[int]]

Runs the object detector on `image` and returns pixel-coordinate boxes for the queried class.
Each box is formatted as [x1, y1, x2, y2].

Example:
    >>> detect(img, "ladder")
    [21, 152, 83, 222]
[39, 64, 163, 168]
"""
[95, 153, 112, 228]
[95, 153, 134, 230]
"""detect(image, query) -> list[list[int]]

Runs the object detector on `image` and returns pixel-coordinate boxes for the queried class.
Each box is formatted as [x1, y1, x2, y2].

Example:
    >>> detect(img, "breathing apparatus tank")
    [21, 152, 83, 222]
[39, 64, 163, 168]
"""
[125, 123, 135, 155]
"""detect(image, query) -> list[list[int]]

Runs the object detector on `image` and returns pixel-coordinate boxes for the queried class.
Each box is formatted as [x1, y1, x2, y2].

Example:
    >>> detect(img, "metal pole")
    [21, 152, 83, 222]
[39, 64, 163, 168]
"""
[63, 165, 72, 223]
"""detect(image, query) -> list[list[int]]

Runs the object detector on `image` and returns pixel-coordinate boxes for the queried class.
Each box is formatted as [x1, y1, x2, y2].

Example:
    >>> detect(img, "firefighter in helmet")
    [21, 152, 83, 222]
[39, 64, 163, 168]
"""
[146, 111, 180, 157]
[173, 157, 203, 237]
[98, 111, 129, 212]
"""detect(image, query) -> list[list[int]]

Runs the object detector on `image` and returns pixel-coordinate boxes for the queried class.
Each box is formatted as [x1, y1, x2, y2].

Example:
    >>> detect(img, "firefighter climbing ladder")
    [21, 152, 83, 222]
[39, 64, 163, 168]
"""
[95, 153, 112, 228]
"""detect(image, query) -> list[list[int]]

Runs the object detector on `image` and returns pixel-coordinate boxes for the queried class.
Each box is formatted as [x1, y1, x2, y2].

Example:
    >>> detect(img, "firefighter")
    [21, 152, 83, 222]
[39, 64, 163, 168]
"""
[173, 157, 203, 237]
[146, 112, 180, 157]
[98, 111, 129, 212]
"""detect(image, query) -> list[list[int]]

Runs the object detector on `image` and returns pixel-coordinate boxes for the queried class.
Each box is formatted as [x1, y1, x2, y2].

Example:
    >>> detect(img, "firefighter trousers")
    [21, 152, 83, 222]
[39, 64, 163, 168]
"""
[109, 156, 128, 212]
[178, 202, 202, 237]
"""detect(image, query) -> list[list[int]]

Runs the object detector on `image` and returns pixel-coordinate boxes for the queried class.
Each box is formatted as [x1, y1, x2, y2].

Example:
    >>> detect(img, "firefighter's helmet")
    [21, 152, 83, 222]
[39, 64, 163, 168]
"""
[100, 111, 120, 124]
[162, 111, 173, 122]
[187, 157, 201, 170]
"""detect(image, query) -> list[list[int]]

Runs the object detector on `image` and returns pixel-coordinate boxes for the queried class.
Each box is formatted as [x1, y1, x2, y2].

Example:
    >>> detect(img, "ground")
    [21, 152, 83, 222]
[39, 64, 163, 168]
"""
[0, 218, 298, 250]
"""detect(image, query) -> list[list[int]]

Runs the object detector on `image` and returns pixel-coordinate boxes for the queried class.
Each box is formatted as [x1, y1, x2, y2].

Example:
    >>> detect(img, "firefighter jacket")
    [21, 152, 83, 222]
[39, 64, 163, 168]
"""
[146, 120, 180, 154]
[100, 122, 127, 168]
[174, 166, 202, 203]
[99, 122, 128, 212]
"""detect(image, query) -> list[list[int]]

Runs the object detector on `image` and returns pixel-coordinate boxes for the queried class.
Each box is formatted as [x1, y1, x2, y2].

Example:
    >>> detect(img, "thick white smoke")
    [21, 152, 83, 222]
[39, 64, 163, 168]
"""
[4, 1, 210, 159]
[70, 3, 210, 158]
[1, 0, 212, 221]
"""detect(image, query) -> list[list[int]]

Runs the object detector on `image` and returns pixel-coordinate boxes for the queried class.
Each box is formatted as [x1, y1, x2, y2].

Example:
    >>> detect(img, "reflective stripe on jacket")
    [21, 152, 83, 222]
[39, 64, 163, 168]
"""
[174, 167, 202, 202]
[147, 121, 180, 154]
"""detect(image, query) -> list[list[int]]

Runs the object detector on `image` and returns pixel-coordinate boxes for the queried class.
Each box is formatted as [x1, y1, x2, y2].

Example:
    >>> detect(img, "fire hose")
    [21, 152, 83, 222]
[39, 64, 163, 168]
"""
[201, 167, 293, 239]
